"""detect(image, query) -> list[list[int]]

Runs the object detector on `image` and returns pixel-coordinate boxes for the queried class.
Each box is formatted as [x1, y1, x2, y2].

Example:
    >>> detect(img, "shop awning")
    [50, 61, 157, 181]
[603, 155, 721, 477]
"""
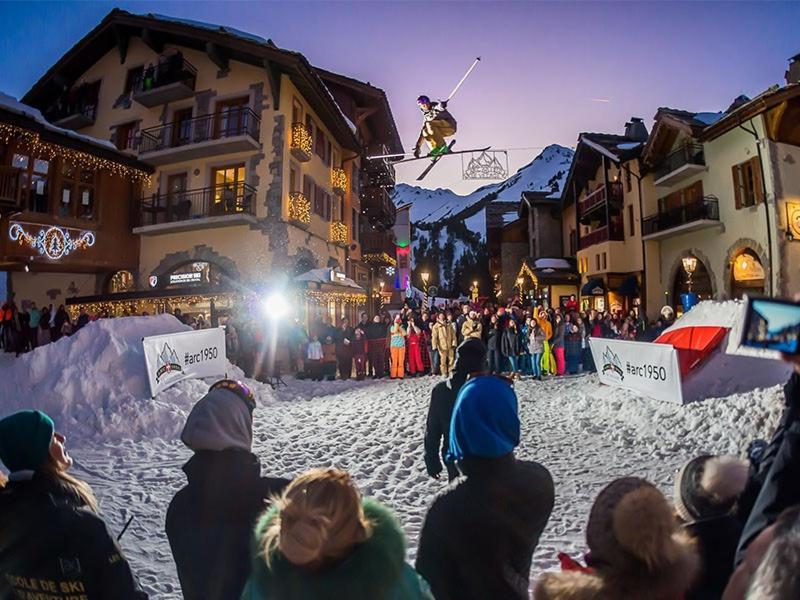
[294, 268, 367, 305]
[581, 278, 606, 296]
[617, 275, 640, 297]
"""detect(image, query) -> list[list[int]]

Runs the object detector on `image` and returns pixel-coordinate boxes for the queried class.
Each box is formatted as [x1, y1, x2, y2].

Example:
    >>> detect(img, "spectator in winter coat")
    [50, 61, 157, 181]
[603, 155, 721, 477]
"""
[389, 316, 407, 379]
[455, 304, 470, 344]
[564, 314, 583, 375]
[27, 302, 41, 349]
[485, 315, 501, 374]
[335, 318, 355, 380]
[352, 327, 369, 380]
[734, 354, 800, 566]
[528, 321, 547, 380]
[166, 381, 289, 600]
[460, 311, 482, 341]
[535, 477, 700, 600]
[241, 468, 432, 599]
[501, 319, 522, 377]
[367, 316, 388, 379]
[552, 314, 566, 375]
[673, 454, 749, 600]
[322, 336, 338, 381]
[305, 335, 323, 381]
[536, 309, 556, 375]
[0, 410, 147, 599]
[52, 304, 68, 342]
[423, 338, 487, 482]
[407, 322, 424, 377]
[416, 375, 554, 600]
[431, 313, 456, 377]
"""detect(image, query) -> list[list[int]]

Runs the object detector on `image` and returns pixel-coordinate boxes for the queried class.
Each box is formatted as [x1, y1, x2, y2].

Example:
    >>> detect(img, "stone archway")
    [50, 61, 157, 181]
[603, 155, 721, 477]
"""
[151, 245, 241, 284]
[667, 248, 718, 308]
[723, 238, 770, 299]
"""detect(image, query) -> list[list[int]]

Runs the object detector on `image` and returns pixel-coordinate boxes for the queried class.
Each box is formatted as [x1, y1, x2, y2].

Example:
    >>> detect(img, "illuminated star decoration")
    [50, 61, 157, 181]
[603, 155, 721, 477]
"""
[9, 223, 96, 260]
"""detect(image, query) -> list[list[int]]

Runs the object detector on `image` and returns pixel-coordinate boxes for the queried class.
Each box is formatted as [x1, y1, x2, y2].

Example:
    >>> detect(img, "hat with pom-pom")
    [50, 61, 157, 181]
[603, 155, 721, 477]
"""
[674, 454, 749, 523]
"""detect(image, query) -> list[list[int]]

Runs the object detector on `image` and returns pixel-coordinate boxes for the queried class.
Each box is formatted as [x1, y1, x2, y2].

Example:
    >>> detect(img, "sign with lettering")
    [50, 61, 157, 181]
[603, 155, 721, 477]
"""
[142, 328, 227, 397]
[169, 271, 204, 285]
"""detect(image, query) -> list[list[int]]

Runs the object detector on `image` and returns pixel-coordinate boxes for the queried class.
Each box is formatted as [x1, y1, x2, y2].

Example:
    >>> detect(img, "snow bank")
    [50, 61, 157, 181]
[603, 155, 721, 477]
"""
[0, 315, 244, 443]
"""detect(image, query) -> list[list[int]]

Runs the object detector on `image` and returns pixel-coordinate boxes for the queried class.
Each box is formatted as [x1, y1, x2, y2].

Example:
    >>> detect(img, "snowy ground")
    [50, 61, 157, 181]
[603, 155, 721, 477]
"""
[66, 374, 783, 598]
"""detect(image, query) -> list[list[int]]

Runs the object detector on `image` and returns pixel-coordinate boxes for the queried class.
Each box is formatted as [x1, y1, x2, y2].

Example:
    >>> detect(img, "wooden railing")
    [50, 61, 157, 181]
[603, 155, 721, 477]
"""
[579, 223, 624, 249]
[578, 182, 623, 217]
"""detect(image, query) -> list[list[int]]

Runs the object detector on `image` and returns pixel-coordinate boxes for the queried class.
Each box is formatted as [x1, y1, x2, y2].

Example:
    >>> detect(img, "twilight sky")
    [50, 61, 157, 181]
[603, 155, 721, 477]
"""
[1, 1, 798, 194]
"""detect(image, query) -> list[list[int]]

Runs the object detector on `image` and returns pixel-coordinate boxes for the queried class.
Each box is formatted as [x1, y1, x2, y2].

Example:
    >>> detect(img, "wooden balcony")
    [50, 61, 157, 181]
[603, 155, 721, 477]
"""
[578, 182, 623, 220]
[290, 122, 312, 162]
[360, 230, 397, 265]
[132, 55, 197, 108]
[138, 108, 260, 165]
[579, 223, 624, 249]
[288, 191, 310, 228]
[331, 167, 347, 196]
[51, 103, 97, 130]
[0, 166, 24, 213]
[135, 182, 257, 235]
[329, 221, 348, 246]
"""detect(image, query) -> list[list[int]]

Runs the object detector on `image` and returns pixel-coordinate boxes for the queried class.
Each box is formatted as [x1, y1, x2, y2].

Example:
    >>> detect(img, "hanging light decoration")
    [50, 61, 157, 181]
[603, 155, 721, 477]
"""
[9, 222, 95, 260]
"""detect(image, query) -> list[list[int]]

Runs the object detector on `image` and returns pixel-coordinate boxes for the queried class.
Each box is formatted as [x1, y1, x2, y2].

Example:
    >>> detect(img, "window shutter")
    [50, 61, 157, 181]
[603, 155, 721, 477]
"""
[303, 175, 312, 200]
[751, 156, 764, 204]
[731, 164, 743, 209]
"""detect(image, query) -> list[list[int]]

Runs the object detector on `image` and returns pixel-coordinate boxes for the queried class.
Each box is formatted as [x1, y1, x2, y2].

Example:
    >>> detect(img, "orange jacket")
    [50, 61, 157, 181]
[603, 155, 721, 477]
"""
[535, 316, 553, 341]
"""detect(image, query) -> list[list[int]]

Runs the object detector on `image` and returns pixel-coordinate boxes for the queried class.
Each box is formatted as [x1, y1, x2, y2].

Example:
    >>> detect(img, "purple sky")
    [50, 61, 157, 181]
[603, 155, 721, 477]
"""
[1, 1, 798, 194]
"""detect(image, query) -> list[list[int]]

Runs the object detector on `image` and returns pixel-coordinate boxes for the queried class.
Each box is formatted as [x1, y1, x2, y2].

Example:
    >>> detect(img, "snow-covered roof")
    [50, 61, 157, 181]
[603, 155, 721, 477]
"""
[145, 13, 269, 44]
[0, 91, 118, 152]
[692, 112, 724, 126]
[294, 268, 364, 291]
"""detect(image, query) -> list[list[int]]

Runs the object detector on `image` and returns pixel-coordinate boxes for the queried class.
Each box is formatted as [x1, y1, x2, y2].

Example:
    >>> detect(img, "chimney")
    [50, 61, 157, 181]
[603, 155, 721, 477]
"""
[624, 117, 649, 142]
[787, 53, 800, 85]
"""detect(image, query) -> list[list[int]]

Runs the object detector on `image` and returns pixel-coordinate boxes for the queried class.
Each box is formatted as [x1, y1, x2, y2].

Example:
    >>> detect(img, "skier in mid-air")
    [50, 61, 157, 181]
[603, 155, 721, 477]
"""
[413, 95, 457, 158]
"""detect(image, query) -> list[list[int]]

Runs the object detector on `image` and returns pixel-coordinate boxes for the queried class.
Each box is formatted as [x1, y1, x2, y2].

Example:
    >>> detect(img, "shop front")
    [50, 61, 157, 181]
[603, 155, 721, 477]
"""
[515, 258, 579, 309]
[294, 268, 367, 329]
[581, 272, 642, 315]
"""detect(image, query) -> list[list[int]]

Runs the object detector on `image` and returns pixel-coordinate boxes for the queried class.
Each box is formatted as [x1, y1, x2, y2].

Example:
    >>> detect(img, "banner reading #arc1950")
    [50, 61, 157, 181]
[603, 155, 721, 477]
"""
[142, 328, 228, 397]
[588, 337, 683, 405]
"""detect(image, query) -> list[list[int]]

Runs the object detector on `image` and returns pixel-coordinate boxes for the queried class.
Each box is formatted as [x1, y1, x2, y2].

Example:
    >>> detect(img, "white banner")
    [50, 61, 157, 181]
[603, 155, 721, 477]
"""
[142, 328, 228, 397]
[588, 337, 684, 404]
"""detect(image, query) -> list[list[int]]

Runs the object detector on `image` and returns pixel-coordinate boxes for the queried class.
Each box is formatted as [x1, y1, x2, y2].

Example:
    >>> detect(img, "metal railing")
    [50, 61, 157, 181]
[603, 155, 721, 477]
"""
[653, 143, 705, 181]
[579, 223, 624, 249]
[642, 197, 720, 237]
[578, 182, 623, 216]
[0, 166, 24, 209]
[139, 182, 256, 226]
[139, 107, 260, 153]
[132, 55, 197, 94]
[46, 82, 99, 124]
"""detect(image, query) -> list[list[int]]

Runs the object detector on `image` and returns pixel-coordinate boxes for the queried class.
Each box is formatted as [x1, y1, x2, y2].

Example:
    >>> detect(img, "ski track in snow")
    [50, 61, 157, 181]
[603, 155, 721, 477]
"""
[67, 374, 784, 599]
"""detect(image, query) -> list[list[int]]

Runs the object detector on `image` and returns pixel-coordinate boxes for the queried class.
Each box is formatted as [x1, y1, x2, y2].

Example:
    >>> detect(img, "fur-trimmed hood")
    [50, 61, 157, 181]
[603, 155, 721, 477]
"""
[534, 530, 700, 600]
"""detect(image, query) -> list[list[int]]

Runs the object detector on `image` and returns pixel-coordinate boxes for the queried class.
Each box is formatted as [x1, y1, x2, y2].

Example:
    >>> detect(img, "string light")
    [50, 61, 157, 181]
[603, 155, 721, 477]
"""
[0, 123, 150, 183]
[303, 289, 366, 305]
[329, 221, 348, 245]
[67, 293, 235, 319]
[290, 122, 312, 158]
[331, 167, 348, 193]
[288, 192, 311, 225]
[362, 252, 397, 266]
[9, 222, 95, 260]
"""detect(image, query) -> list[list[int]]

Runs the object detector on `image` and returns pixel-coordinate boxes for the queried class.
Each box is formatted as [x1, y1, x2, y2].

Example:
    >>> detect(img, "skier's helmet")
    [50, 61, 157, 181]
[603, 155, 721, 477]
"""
[417, 95, 431, 106]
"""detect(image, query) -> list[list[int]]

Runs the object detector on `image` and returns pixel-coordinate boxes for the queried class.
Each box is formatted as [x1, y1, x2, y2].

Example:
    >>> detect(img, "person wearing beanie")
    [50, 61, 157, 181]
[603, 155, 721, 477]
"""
[416, 375, 554, 600]
[423, 338, 487, 481]
[241, 468, 433, 599]
[389, 315, 407, 379]
[674, 454, 749, 600]
[165, 381, 290, 600]
[535, 477, 700, 600]
[0, 410, 147, 599]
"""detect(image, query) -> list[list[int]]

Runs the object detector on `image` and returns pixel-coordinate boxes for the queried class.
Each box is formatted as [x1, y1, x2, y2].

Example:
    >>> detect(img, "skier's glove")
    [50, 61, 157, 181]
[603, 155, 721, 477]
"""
[441, 100, 448, 109]
[413, 146, 421, 159]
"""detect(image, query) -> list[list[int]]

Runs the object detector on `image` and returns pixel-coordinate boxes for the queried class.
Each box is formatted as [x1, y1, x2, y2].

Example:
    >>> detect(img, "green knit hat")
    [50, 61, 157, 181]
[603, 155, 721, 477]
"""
[0, 410, 55, 473]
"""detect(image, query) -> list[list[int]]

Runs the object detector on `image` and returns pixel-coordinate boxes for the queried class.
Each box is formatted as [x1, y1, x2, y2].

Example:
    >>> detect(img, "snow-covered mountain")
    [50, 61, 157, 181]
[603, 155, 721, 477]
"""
[394, 143, 574, 235]
[393, 144, 574, 293]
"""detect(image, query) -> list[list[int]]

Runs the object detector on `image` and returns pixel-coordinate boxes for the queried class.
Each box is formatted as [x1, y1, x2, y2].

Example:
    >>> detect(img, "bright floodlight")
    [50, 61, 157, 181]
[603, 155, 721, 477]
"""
[262, 293, 290, 319]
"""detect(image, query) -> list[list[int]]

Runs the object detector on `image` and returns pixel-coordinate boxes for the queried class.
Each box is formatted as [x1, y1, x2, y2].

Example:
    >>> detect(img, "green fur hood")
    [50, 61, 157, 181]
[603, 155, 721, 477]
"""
[241, 497, 432, 600]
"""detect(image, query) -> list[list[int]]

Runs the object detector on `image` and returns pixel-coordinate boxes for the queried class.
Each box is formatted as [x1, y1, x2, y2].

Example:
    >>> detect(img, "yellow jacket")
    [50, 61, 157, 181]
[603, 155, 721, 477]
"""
[535, 316, 553, 341]
[461, 318, 483, 340]
[431, 321, 456, 352]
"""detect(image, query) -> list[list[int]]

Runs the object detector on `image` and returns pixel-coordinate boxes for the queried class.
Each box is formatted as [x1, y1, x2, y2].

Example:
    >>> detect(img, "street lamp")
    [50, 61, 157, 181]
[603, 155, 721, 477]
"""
[471, 280, 479, 302]
[420, 271, 430, 310]
[682, 256, 698, 292]
[379, 280, 385, 310]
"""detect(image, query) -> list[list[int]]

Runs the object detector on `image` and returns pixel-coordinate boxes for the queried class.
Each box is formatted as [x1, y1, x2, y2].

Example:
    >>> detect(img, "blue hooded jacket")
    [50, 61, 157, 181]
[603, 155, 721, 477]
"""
[447, 376, 520, 462]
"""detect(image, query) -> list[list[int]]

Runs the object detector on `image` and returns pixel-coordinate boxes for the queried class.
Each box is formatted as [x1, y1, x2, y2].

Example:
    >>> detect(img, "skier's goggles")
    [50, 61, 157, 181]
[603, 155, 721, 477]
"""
[209, 379, 257, 413]
[466, 372, 514, 387]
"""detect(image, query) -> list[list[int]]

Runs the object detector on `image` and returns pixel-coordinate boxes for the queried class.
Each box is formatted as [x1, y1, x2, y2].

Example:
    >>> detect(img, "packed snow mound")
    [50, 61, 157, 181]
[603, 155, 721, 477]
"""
[0, 315, 243, 443]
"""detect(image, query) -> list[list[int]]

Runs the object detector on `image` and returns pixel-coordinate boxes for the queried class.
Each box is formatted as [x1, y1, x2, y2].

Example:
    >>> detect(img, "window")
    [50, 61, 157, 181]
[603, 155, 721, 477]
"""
[625, 168, 632, 193]
[732, 157, 764, 209]
[290, 162, 301, 193]
[326, 140, 332, 167]
[115, 121, 137, 151]
[352, 208, 359, 242]
[305, 114, 314, 141]
[627, 204, 634, 237]
[315, 127, 326, 161]
[124, 66, 144, 94]
[212, 165, 246, 210]
[303, 175, 313, 205]
[60, 162, 95, 220]
[313, 184, 324, 217]
[13, 153, 50, 214]
[292, 98, 303, 124]
[602, 252, 607, 270]
[216, 97, 249, 138]
[595, 254, 600, 271]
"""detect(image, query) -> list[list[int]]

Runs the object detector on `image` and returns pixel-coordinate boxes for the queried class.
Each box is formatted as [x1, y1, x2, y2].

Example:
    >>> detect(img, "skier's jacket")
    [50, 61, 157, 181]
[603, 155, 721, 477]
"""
[421, 101, 457, 129]
[0, 473, 147, 600]
[241, 498, 433, 599]
[416, 453, 554, 600]
[166, 449, 289, 600]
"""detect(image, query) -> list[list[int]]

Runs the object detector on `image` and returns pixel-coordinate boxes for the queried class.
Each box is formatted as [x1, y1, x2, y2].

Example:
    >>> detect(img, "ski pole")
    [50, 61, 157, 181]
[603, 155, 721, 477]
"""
[117, 515, 135, 541]
[367, 151, 413, 160]
[445, 57, 481, 103]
